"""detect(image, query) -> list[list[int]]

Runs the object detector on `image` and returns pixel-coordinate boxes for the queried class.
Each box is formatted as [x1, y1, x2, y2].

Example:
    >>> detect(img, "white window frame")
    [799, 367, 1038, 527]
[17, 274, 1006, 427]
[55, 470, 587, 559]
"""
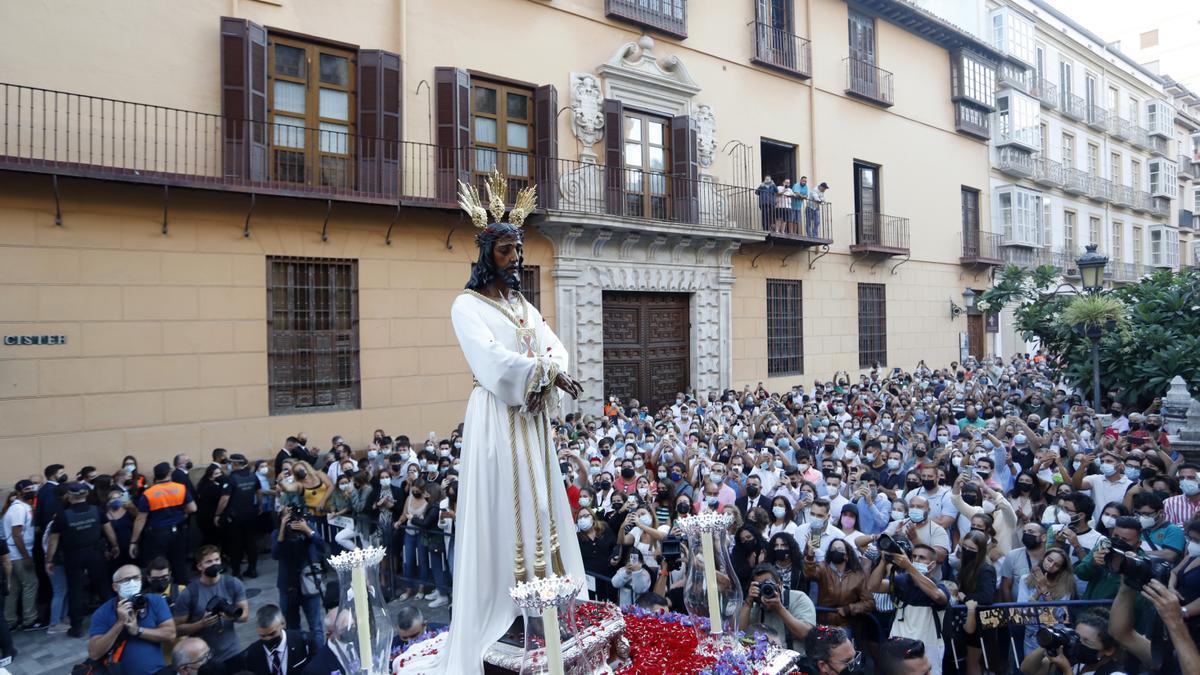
[1148, 158, 1178, 198]
[995, 91, 1041, 150]
[991, 9, 1035, 66]
[995, 185, 1043, 247]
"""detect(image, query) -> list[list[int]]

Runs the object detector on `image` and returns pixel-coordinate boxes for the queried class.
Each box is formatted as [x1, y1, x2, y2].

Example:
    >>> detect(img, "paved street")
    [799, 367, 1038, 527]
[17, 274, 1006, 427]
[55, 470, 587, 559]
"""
[5, 557, 451, 675]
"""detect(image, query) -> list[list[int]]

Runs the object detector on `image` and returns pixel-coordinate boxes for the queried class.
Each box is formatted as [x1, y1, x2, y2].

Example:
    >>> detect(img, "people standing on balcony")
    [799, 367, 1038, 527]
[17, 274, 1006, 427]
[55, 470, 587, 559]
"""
[776, 179, 795, 234]
[756, 176, 776, 231]
[807, 182, 828, 238]
[792, 177, 808, 234]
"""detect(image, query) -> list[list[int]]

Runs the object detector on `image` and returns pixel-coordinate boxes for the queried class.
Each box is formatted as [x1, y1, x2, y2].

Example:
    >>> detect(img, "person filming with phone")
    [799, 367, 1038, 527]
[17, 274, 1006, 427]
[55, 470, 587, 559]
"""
[869, 538, 951, 675]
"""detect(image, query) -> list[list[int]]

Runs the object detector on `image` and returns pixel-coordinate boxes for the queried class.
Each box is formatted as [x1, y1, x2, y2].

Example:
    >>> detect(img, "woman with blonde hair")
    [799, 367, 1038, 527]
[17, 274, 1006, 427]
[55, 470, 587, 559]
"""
[1016, 547, 1075, 656]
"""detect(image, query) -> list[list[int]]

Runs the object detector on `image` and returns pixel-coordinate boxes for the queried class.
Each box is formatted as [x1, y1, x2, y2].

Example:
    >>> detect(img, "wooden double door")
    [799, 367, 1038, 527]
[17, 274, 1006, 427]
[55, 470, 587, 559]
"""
[602, 292, 690, 412]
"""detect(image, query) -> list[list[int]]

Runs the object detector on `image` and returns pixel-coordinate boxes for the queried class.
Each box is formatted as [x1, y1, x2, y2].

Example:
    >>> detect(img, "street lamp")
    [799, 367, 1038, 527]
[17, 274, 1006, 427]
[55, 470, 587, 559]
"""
[962, 288, 978, 312]
[1074, 244, 1110, 411]
[1076, 243, 1108, 294]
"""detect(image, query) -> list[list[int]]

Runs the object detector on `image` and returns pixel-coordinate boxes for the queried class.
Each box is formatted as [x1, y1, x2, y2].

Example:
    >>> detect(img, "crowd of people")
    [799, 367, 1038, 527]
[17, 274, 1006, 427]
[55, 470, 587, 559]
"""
[1, 353, 1198, 674]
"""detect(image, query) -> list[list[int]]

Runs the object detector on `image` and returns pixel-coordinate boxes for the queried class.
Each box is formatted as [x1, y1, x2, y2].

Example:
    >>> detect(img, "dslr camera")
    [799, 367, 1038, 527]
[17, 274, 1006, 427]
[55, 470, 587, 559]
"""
[1036, 624, 1082, 658]
[757, 580, 779, 603]
[660, 535, 684, 569]
[129, 593, 149, 612]
[877, 533, 914, 558]
[204, 596, 244, 620]
[1105, 550, 1171, 591]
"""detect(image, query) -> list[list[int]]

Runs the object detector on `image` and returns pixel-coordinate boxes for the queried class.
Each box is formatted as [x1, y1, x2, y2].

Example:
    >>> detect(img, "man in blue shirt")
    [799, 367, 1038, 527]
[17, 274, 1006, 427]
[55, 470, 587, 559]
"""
[88, 564, 176, 675]
[1133, 492, 1185, 563]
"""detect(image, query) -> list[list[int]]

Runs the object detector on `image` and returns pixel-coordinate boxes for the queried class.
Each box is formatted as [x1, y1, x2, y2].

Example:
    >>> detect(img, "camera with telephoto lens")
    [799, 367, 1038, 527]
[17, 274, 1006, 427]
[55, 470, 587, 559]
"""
[757, 580, 779, 603]
[204, 596, 243, 620]
[1036, 624, 1081, 658]
[1105, 549, 1172, 590]
[877, 533, 913, 558]
[129, 593, 148, 612]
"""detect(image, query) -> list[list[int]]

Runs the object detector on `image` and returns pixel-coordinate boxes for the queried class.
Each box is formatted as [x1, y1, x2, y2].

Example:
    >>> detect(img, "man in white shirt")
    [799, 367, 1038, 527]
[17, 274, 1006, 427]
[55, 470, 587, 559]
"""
[822, 471, 851, 517]
[793, 499, 846, 563]
[750, 449, 782, 495]
[3, 480, 39, 629]
[1072, 451, 1133, 525]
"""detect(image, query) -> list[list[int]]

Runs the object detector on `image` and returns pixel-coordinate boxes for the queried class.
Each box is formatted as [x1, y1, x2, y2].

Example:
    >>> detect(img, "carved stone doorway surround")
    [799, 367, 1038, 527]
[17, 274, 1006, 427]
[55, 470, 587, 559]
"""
[538, 217, 740, 414]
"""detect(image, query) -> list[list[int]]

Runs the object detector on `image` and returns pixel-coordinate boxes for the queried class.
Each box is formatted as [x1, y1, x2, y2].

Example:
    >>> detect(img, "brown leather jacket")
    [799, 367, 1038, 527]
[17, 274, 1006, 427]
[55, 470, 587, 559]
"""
[803, 557, 875, 626]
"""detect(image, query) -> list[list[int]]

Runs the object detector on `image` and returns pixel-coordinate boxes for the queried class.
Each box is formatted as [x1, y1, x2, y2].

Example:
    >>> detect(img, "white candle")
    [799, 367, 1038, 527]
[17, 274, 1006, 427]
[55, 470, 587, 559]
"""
[351, 566, 372, 672]
[701, 531, 722, 634]
[542, 605, 565, 675]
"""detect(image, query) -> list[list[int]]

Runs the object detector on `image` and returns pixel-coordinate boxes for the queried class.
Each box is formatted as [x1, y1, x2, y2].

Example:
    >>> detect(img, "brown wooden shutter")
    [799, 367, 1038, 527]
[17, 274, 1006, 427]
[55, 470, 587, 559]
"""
[533, 84, 558, 210]
[671, 113, 699, 224]
[220, 17, 268, 181]
[603, 98, 624, 216]
[434, 67, 471, 202]
[357, 50, 402, 197]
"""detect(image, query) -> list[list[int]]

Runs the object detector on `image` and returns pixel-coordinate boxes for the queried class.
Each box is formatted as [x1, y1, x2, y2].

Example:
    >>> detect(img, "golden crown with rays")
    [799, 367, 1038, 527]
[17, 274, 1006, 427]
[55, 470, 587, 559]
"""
[457, 169, 537, 230]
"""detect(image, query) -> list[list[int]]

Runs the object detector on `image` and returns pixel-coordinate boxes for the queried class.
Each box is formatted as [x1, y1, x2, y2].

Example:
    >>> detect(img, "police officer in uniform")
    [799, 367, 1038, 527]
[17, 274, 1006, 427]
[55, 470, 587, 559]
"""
[132, 463, 196, 585]
[46, 482, 118, 637]
[214, 453, 260, 579]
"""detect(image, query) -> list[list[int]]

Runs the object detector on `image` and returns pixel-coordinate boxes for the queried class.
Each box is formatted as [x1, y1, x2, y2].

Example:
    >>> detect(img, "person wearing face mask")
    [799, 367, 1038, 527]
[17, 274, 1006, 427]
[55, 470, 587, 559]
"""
[735, 475, 768, 519]
[765, 497, 800, 539]
[132, 463, 198, 590]
[576, 507, 619, 602]
[87, 564, 176, 675]
[804, 538, 874, 629]
[104, 487, 136, 573]
[174, 545, 249, 665]
[1164, 463, 1200, 526]
[948, 530, 996, 673]
[905, 466, 958, 533]
[869, 543, 951, 675]
[45, 483, 119, 638]
[170, 454, 196, 499]
[1072, 451, 1132, 526]
[763, 532, 804, 593]
[1076, 516, 1152, 605]
[951, 476, 1017, 556]
[195, 463, 229, 549]
[228, 604, 316, 675]
[794, 500, 847, 563]
[611, 550, 653, 606]
[120, 455, 148, 498]
[882, 496, 951, 571]
[998, 523, 1049, 603]
[621, 507, 665, 574]
[1131, 492, 1184, 563]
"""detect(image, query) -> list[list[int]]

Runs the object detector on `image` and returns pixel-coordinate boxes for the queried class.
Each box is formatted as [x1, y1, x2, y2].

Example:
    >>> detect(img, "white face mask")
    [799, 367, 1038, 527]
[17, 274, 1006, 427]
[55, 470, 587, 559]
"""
[578, 496, 592, 507]
[772, 506, 787, 520]
[1189, 540, 1200, 557]
[1100, 515, 1116, 530]
[123, 463, 137, 473]
[117, 578, 142, 600]
[891, 510, 906, 521]
[379, 478, 392, 488]
[1139, 514, 1157, 529]
[257, 467, 269, 476]
[637, 487, 649, 497]
[577, 517, 593, 532]
[638, 514, 653, 527]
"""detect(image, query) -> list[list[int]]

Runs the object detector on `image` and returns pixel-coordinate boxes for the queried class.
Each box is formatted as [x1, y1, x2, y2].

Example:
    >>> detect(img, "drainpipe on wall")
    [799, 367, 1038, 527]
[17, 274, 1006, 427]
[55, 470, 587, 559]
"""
[399, 0, 407, 141]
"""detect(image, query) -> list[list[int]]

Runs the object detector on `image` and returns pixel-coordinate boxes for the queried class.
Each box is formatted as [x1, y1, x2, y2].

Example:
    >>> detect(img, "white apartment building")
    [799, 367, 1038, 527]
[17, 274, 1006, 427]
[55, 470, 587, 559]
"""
[981, 0, 1200, 355]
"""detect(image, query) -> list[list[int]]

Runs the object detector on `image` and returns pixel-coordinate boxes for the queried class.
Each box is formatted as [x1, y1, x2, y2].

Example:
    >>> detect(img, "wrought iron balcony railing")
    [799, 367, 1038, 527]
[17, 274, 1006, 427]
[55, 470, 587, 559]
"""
[997, 147, 1035, 178]
[1149, 136, 1169, 157]
[1087, 175, 1111, 203]
[605, 0, 687, 39]
[1132, 190, 1153, 212]
[1062, 167, 1089, 194]
[849, 212, 909, 253]
[844, 58, 894, 107]
[761, 200, 833, 244]
[1130, 126, 1150, 150]
[1111, 184, 1134, 207]
[750, 21, 811, 78]
[1001, 245, 1052, 269]
[1032, 155, 1064, 187]
[1109, 116, 1132, 140]
[1179, 155, 1196, 179]
[1086, 104, 1108, 131]
[1031, 77, 1057, 109]
[0, 83, 768, 234]
[961, 230, 1004, 265]
[1061, 93, 1086, 120]
[954, 102, 990, 140]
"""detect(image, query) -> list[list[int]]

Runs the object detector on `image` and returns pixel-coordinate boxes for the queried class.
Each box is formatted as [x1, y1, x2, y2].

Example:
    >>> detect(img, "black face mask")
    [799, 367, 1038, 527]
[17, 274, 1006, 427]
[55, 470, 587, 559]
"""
[921, 479, 937, 491]
[1146, 424, 1160, 433]
[202, 564, 224, 578]
[600, 447, 611, 457]
[598, 481, 612, 492]
[770, 548, 790, 562]
[906, 481, 921, 491]
[1014, 482, 1032, 494]
[960, 548, 978, 564]
[184, 461, 194, 471]
[147, 577, 170, 593]
[826, 549, 846, 564]
[746, 486, 761, 498]
[914, 448, 927, 458]
[1021, 533, 1042, 550]
[294, 469, 307, 480]
[677, 502, 692, 515]
[961, 493, 980, 507]
[1111, 538, 1134, 553]
[1069, 642, 1100, 666]
[620, 468, 635, 480]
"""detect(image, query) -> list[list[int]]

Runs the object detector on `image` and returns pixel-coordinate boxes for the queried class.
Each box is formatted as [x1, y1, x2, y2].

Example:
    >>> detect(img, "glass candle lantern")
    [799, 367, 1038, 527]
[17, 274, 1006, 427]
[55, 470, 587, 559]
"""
[509, 575, 585, 675]
[677, 512, 743, 644]
[328, 547, 394, 675]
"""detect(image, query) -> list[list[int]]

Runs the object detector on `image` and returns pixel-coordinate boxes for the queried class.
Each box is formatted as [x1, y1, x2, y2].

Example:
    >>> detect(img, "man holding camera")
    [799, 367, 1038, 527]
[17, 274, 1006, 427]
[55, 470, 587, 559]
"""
[87, 564, 176, 675]
[737, 564, 816, 651]
[174, 545, 249, 667]
[273, 506, 329, 648]
[869, 541, 950, 675]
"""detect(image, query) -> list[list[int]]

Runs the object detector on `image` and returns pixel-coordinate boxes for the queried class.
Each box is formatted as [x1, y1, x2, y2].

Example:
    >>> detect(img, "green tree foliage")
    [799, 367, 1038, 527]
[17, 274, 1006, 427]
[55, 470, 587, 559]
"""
[979, 266, 1200, 407]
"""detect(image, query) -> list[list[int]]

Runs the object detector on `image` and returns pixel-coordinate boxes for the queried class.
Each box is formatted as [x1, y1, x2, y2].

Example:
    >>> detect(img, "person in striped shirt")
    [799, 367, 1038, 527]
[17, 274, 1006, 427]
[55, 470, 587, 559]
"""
[1164, 463, 1200, 526]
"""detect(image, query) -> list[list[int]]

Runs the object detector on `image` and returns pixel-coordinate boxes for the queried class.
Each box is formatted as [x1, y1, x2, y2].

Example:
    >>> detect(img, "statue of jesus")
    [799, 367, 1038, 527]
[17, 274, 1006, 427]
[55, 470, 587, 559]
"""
[436, 171, 586, 674]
